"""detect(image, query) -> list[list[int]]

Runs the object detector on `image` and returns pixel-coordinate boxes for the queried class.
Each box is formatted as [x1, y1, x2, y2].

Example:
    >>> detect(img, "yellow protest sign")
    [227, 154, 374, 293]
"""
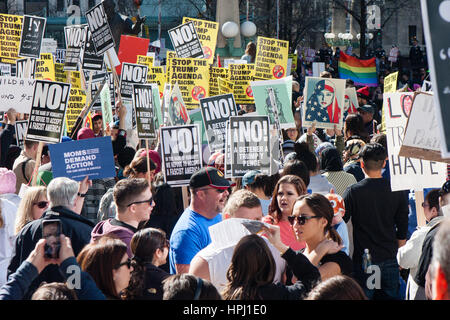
[65, 88, 87, 133]
[229, 63, 255, 104]
[254, 36, 289, 80]
[182, 17, 219, 64]
[209, 67, 229, 96]
[136, 55, 154, 68]
[54, 63, 68, 83]
[147, 66, 165, 99]
[381, 71, 399, 133]
[0, 14, 23, 64]
[165, 50, 177, 82]
[167, 57, 209, 109]
[34, 53, 55, 81]
[289, 53, 298, 73]
[218, 77, 234, 95]
[69, 71, 82, 89]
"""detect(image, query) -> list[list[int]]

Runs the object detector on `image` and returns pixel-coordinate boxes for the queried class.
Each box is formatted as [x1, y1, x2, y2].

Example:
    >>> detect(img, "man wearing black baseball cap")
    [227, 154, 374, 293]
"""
[357, 104, 377, 136]
[169, 167, 233, 275]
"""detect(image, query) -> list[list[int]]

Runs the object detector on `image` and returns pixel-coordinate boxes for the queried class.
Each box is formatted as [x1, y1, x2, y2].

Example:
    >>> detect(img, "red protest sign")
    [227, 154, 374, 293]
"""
[116, 35, 150, 75]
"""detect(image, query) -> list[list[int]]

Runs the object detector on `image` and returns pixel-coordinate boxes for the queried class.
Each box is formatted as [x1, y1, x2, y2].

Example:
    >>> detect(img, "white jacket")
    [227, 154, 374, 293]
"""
[0, 198, 18, 287]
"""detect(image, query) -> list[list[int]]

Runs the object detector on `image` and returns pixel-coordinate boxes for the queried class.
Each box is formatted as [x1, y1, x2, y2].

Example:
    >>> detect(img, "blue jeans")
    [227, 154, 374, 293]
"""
[354, 259, 401, 300]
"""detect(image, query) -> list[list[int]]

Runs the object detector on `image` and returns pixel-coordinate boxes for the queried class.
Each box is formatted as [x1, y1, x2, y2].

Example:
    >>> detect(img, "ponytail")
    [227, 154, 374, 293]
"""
[326, 227, 343, 246]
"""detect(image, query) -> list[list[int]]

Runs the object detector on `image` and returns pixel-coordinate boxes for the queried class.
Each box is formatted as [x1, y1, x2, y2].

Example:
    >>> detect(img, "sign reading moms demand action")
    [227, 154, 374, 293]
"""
[132, 83, 156, 139]
[49, 136, 116, 181]
[85, 2, 115, 55]
[26, 80, 71, 144]
[160, 124, 202, 186]
[19, 15, 46, 58]
[200, 93, 237, 153]
[168, 21, 204, 59]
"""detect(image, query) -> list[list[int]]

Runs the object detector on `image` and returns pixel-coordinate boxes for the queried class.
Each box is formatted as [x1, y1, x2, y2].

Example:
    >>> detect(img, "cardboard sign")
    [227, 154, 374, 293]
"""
[168, 82, 190, 125]
[254, 37, 289, 80]
[120, 62, 148, 100]
[0, 63, 11, 76]
[15, 120, 28, 148]
[422, 80, 432, 92]
[200, 94, 238, 153]
[384, 92, 447, 191]
[16, 58, 36, 78]
[54, 63, 67, 83]
[251, 76, 295, 129]
[100, 82, 114, 131]
[218, 77, 234, 95]
[421, 0, 450, 158]
[89, 71, 114, 111]
[209, 67, 229, 96]
[182, 17, 218, 64]
[168, 21, 204, 59]
[64, 25, 87, 71]
[65, 87, 87, 134]
[312, 62, 325, 77]
[344, 87, 359, 119]
[0, 76, 36, 113]
[303, 77, 346, 129]
[0, 14, 24, 64]
[160, 124, 203, 186]
[224, 59, 247, 68]
[399, 93, 449, 163]
[229, 115, 271, 177]
[82, 27, 104, 70]
[146, 67, 165, 99]
[229, 63, 255, 105]
[54, 49, 66, 64]
[85, 2, 115, 55]
[381, 71, 399, 132]
[35, 53, 55, 81]
[132, 83, 156, 139]
[49, 136, 116, 181]
[19, 15, 46, 58]
[116, 35, 150, 75]
[26, 80, 71, 144]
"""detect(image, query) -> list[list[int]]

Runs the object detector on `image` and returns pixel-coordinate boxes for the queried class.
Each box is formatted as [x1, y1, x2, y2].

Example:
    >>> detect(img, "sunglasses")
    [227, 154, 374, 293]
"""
[287, 215, 321, 226]
[114, 258, 132, 269]
[127, 197, 153, 207]
[34, 201, 49, 209]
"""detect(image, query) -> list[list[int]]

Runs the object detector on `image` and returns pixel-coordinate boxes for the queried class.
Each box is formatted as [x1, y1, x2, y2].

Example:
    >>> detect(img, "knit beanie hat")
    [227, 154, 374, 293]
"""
[0, 168, 17, 194]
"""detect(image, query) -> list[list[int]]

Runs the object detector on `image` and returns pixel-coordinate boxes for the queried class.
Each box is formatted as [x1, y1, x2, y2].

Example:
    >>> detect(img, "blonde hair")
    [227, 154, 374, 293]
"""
[15, 186, 47, 234]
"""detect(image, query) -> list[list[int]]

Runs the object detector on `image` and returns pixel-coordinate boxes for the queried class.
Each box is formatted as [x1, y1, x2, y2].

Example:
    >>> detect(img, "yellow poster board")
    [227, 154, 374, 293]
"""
[54, 63, 68, 83]
[182, 17, 219, 65]
[209, 67, 229, 96]
[136, 55, 154, 67]
[254, 36, 289, 80]
[381, 71, 398, 133]
[65, 88, 87, 134]
[69, 71, 82, 89]
[147, 66, 165, 99]
[229, 63, 255, 104]
[218, 77, 234, 95]
[0, 14, 23, 64]
[34, 53, 55, 81]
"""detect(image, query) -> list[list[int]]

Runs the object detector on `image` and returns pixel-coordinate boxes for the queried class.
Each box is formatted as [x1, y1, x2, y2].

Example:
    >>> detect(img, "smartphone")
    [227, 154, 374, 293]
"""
[241, 220, 268, 234]
[42, 219, 61, 259]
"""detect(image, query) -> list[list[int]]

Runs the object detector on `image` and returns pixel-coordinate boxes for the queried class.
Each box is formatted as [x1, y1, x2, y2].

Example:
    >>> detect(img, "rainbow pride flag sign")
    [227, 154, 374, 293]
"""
[338, 52, 377, 87]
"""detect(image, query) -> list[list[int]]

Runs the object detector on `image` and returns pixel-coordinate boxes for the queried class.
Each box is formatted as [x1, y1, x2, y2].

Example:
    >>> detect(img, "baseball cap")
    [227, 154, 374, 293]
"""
[325, 193, 345, 217]
[356, 86, 370, 100]
[77, 127, 95, 140]
[242, 170, 261, 188]
[189, 167, 234, 190]
[357, 104, 374, 114]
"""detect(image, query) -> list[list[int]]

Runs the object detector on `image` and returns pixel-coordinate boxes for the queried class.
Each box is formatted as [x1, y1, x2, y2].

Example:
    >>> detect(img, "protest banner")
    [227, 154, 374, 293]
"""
[0, 76, 35, 113]
[82, 26, 104, 71]
[399, 93, 450, 163]
[166, 57, 209, 109]
[35, 53, 55, 81]
[26, 80, 71, 144]
[182, 17, 218, 64]
[343, 87, 359, 119]
[85, 2, 115, 55]
[254, 36, 289, 80]
[15, 120, 28, 148]
[384, 92, 447, 191]
[160, 124, 203, 186]
[168, 82, 190, 126]
[100, 82, 113, 130]
[0, 63, 11, 76]
[16, 57, 36, 78]
[421, 0, 450, 158]
[218, 77, 234, 95]
[229, 63, 255, 105]
[200, 94, 238, 153]
[0, 14, 23, 64]
[251, 76, 295, 129]
[380, 71, 399, 133]
[132, 83, 157, 139]
[168, 21, 204, 59]
[49, 136, 116, 181]
[229, 115, 271, 177]
[302, 77, 346, 130]
[209, 67, 229, 96]
[312, 62, 325, 77]
[18, 15, 46, 58]
[65, 87, 87, 134]
[64, 25, 87, 71]
[116, 35, 150, 75]
[54, 49, 66, 64]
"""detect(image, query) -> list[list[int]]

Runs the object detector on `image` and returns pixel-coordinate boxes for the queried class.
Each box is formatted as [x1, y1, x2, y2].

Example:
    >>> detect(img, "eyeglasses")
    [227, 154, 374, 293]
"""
[127, 197, 153, 207]
[33, 201, 49, 209]
[114, 258, 132, 269]
[287, 215, 321, 226]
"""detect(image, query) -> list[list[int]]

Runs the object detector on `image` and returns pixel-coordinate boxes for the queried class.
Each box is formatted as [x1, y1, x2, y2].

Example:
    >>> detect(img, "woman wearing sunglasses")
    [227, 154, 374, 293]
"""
[289, 193, 352, 281]
[15, 186, 48, 235]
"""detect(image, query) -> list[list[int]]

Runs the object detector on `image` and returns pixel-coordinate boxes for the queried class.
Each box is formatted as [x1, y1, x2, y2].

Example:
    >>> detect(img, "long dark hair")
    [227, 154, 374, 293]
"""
[344, 113, 368, 142]
[320, 147, 343, 172]
[123, 156, 156, 178]
[269, 175, 307, 223]
[222, 235, 275, 300]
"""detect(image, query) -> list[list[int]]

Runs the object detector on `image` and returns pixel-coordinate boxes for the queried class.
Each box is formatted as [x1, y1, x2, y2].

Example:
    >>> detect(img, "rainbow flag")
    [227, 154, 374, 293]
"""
[338, 52, 378, 87]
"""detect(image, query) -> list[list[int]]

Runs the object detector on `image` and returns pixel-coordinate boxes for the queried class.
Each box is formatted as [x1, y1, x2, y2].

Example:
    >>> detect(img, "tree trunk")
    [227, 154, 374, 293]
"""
[359, 0, 367, 58]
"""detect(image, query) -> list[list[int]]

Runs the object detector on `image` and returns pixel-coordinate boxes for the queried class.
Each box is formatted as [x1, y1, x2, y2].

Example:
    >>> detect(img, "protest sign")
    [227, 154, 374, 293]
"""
[312, 62, 325, 77]
[85, 2, 115, 55]
[82, 27, 104, 71]
[224, 120, 232, 178]
[100, 82, 113, 131]
[132, 83, 157, 139]
[89, 71, 114, 111]
[168, 82, 190, 126]
[384, 92, 447, 191]
[229, 115, 271, 177]
[54, 49, 66, 64]
[161, 83, 172, 126]
[188, 108, 208, 147]
[209, 67, 229, 96]
[251, 76, 295, 129]
[218, 77, 234, 95]
[15, 120, 28, 148]
[137, 55, 154, 69]
[200, 94, 238, 153]
[149, 83, 163, 131]
[166, 57, 209, 109]
[16, 58, 36, 78]
[224, 59, 247, 68]
[54, 63, 68, 83]
[116, 35, 150, 75]
[146, 67, 165, 99]
[381, 71, 399, 132]
[289, 53, 298, 72]
[160, 124, 202, 186]
[0, 63, 11, 76]
[422, 80, 432, 92]
[0, 76, 35, 113]
[49, 136, 116, 181]
[35, 53, 55, 81]
[303, 77, 346, 130]
[254, 37, 289, 80]
[399, 93, 450, 163]
[343, 87, 359, 119]
[168, 21, 204, 59]
[0, 14, 23, 64]
[182, 17, 218, 64]
[41, 38, 57, 56]
[120, 62, 148, 100]
[229, 63, 255, 105]
[64, 25, 87, 71]
[26, 80, 71, 144]
[65, 87, 87, 134]
[421, 0, 450, 158]
[19, 15, 46, 58]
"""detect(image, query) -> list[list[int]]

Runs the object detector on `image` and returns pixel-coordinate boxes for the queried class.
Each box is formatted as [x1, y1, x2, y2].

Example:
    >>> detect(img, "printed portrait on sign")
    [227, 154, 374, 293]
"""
[169, 95, 189, 125]
[343, 87, 358, 120]
[303, 77, 345, 129]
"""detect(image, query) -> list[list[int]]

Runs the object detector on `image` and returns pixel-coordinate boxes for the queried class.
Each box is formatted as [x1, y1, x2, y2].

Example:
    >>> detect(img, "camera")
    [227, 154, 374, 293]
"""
[42, 219, 61, 259]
